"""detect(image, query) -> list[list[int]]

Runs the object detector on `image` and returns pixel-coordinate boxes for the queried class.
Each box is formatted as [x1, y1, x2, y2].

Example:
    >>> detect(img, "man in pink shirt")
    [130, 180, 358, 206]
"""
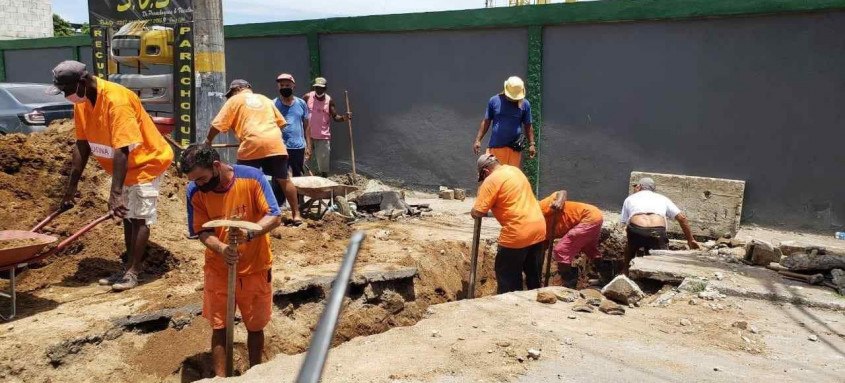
[302, 77, 351, 178]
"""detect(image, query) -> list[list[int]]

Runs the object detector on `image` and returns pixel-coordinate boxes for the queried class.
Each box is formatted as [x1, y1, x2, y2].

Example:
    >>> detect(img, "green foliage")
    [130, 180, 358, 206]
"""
[53, 14, 87, 37]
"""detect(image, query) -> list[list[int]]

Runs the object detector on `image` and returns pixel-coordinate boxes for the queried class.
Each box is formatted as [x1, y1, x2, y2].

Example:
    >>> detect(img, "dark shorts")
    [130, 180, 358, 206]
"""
[237, 155, 289, 180]
[287, 148, 305, 177]
[626, 223, 669, 257]
[494, 242, 544, 294]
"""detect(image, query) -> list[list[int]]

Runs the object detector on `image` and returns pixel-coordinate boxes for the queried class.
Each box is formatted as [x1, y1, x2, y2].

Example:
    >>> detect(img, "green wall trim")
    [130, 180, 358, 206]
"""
[3, 0, 845, 52]
[524, 25, 543, 196]
[307, 32, 321, 82]
[0, 35, 90, 50]
[0, 50, 5, 82]
[223, 0, 845, 38]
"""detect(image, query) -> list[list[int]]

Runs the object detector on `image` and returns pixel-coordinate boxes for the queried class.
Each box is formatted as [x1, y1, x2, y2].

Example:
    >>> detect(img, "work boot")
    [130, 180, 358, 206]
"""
[98, 271, 125, 286]
[112, 272, 139, 292]
[557, 263, 579, 289]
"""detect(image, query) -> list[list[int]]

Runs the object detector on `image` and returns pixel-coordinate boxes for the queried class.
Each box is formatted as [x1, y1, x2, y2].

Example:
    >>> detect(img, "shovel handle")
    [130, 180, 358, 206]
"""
[31, 204, 73, 233]
[467, 217, 482, 299]
[543, 214, 558, 287]
[225, 229, 238, 377]
[52, 213, 112, 253]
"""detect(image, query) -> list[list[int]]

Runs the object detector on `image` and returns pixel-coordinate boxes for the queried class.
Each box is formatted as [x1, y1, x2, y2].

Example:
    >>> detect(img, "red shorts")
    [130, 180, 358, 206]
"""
[553, 220, 603, 265]
[203, 267, 273, 332]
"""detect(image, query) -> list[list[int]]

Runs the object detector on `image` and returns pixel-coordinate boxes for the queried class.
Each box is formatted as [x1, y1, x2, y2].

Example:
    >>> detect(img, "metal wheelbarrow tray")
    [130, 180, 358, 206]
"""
[292, 177, 359, 218]
[0, 212, 111, 320]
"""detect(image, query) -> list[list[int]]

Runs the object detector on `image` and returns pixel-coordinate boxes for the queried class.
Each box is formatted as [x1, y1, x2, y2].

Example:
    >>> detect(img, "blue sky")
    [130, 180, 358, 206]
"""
[53, 0, 491, 25]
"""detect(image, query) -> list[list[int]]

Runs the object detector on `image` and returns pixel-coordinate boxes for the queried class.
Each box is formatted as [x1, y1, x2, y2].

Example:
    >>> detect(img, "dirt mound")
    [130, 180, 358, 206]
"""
[270, 213, 354, 266]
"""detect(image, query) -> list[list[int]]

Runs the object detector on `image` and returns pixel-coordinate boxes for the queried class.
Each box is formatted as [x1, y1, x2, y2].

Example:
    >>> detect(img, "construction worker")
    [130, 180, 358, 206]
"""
[621, 177, 700, 273]
[302, 77, 351, 178]
[471, 153, 546, 294]
[49, 60, 174, 292]
[539, 190, 604, 288]
[273, 73, 311, 177]
[181, 144, 281, 376]
[204, 79, 302, 226]
[473, 76, 536, 168]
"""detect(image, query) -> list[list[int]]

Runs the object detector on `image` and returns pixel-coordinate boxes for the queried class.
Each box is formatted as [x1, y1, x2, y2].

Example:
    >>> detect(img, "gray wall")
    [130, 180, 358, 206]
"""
[320, 28, 528, 188]
[225, 36, 310, 100]
[541, 12, 845, 231]
[4, 48, 74, 83]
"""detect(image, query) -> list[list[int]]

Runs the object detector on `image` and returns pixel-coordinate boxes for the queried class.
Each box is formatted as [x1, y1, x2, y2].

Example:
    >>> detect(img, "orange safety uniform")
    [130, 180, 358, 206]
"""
[486, 146, 521, 168]
[211, 89, 288, 161]
[73, 78, 173, 185]
[187, 165, 281, 331]
[538, 192, 604, 238]
[472, 165, 546, 248]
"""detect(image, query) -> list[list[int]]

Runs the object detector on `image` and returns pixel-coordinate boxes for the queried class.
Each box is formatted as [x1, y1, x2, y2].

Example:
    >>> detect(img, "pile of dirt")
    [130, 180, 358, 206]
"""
[0, 237, 47, 250]
[0, 121, 191, 292]
[328, 172, 370, 189]
[270, 213, 355, 266]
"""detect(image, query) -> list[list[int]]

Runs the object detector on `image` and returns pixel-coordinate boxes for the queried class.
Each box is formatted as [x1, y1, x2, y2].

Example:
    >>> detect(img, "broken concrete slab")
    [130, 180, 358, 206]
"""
[780, 249, 845, 271]
[600, 275, 645, 305]
[745, 239, 780, 266]
[629, 171, 745, 238]
[275, 263, 418, 296]
[629, 250, 845, 310]
[112, 304, 202, 330]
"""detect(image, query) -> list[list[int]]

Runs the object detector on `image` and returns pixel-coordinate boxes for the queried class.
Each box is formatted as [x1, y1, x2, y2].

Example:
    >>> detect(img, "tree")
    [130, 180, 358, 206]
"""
[53, 14, 76, 37]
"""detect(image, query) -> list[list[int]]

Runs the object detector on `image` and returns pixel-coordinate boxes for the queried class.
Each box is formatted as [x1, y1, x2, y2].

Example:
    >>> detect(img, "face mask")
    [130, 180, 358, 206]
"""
[315, 88, 326, 97]
[66, 83, 86, 104]
[197, 170, 221, 192]
[279, 87, 294, 97]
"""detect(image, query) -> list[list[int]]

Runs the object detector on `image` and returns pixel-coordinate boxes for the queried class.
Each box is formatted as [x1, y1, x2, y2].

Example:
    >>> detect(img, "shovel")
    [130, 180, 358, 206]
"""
[201, 219, 263, 377]
[543, 214, 558, 287]
[467, 217, 482, 299]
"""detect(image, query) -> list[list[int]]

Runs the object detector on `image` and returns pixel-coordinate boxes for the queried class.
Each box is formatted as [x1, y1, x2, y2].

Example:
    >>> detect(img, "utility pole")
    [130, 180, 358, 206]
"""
[194, 0, 230, 159]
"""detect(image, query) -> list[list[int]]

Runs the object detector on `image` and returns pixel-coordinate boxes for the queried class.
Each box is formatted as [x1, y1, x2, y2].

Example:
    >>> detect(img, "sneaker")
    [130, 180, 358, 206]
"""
[111, 272, 139, 292]
[98, 271, 125, 286]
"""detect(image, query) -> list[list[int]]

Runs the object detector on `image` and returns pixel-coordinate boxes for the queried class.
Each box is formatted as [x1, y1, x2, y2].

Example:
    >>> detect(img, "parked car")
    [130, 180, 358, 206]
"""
[0, 83, 73, 134]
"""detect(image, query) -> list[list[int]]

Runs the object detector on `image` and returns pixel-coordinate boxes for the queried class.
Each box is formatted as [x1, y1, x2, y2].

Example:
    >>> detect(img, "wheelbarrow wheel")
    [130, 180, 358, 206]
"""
[334, 196, 353, 218]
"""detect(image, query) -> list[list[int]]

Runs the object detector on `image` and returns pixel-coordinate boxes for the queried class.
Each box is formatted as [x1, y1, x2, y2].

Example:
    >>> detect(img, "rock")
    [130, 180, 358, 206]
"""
[496, 341, 512, 348]
[380, 289, 406, 314]
[571, 299, 595, 313]
[677, 277, 709, 293]
[431, 330, 441, 338]
[781, 249, 845, 271]
[527, 349, 541, 360]
[373, 229, 391, 241]
[745, 239, 778, 266]
[536, 290, 558, 304]
[567, 315, 577, 319]
[730, 238, 746, 248]
[688, 299, 698, 305]
[579, 288, 604, 300]
[713, 367, 721, 372]
[716, 237, 732, 247]
[438, 189, 454, 200]
[830, 269, 845, 294]
[749, 325, 759, 334]
[808, 334, 819, 342]
[679, 318, 692, 326]
[563, 337, 574, 345]
[714, 272, 724, 281]
[453, 188, 467, 201]
[586, 298, 602, 307]
[651, 290, 677, 307]
[598, 299, 625, 315]
[742, 336, 752, 344]
[732, 321, 748, 330]
[487, 349, 494, 354]
[698, 289, 724, 301]
[600, 275, 645, 305]
[553, 288, 581, 303]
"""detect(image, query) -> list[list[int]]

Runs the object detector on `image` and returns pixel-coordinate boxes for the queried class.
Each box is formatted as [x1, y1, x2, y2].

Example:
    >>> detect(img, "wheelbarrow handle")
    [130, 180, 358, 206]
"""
[30, 203, 73, 233]
[50, 213, 112, 255]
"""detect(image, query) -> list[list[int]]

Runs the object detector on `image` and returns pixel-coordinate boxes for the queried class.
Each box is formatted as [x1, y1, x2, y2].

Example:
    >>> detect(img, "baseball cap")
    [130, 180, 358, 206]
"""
[502, 76, 525, 101]
[635, 177, 656, 191]
[225, 79, 251, 98]
[276, 73, 295, 83]
[46, 60, 87, 95]
[313, 77, 327, 88]
[476, 153, 498, 182]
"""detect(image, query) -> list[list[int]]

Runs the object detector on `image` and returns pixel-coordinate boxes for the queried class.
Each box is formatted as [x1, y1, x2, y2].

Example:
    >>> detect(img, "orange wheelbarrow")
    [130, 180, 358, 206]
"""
[0, 207, 111, 320]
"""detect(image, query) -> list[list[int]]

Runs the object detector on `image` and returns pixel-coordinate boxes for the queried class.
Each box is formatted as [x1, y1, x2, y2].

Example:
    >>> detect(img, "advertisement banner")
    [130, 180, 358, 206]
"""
[89, 0, 194, 27]
[90, 26, 109, 78]
[173, 23, 195, 146]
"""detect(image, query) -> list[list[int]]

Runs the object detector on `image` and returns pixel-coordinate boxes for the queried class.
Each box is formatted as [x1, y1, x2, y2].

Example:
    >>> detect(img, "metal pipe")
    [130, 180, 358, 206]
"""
[295, 231, 366, 383]
[467, 217, 482, 299]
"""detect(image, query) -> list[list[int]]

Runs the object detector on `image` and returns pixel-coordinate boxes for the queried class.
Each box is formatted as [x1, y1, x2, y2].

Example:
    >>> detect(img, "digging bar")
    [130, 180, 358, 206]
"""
[201, 219, 263, 377]
[467, 217, 482, 299]
[296, 231, 365, 383]
[543, 214, 558, 287]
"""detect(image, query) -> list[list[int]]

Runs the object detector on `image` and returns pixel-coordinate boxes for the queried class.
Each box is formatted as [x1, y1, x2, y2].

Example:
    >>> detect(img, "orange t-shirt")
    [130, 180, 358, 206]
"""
[74, 78, 173, 185]
[539, 192, 603, 238]
[472, 165, 546, 248]
[187, 165, 281, 276]
[211, 90, 288, 161]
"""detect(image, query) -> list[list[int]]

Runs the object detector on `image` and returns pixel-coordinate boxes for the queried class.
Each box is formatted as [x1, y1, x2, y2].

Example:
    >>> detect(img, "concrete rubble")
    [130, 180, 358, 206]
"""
[536, 290, 557, 304]
[745, 239, 779, 266]
[600, 275, 645, 305]
[598, 299, 625, 315]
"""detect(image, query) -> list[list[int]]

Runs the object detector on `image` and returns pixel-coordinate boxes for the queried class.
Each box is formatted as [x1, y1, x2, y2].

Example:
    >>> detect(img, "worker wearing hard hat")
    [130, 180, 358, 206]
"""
[473, 76, 536, 168]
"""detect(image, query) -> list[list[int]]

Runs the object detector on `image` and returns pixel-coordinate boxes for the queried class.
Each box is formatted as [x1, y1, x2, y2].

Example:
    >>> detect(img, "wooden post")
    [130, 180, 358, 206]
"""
[344, 91, 356, 177]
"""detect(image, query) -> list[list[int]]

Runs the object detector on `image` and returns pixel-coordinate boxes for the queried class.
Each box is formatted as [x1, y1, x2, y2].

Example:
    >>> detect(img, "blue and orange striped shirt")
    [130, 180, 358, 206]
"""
[187, 165, 281, 275]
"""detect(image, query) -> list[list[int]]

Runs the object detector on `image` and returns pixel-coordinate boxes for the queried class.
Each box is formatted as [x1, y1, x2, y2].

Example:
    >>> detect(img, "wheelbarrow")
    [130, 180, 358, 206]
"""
[0, 208, 112, 320]
[291, 176, 359, 219]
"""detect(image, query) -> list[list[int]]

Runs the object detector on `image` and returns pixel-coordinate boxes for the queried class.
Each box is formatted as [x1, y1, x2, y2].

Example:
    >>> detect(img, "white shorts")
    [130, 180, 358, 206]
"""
[124, 174, 163, 225]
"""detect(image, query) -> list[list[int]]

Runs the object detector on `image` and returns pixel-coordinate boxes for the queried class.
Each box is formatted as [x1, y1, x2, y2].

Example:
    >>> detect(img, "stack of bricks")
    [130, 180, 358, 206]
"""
[0, 0, 53, 40]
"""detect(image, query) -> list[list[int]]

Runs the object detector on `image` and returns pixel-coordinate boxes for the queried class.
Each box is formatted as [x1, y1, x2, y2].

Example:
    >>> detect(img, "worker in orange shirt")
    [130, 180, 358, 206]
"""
[48, 60, 174, 292]
[539, 190, 604, 288]
[471, 153, 546, 294]
[182, 144, 282, 376]
[204, 79, 302, 226]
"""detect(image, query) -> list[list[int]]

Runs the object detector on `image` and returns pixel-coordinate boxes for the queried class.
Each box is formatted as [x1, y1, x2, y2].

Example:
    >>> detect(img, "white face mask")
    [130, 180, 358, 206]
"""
[66, 83, 86, 104]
